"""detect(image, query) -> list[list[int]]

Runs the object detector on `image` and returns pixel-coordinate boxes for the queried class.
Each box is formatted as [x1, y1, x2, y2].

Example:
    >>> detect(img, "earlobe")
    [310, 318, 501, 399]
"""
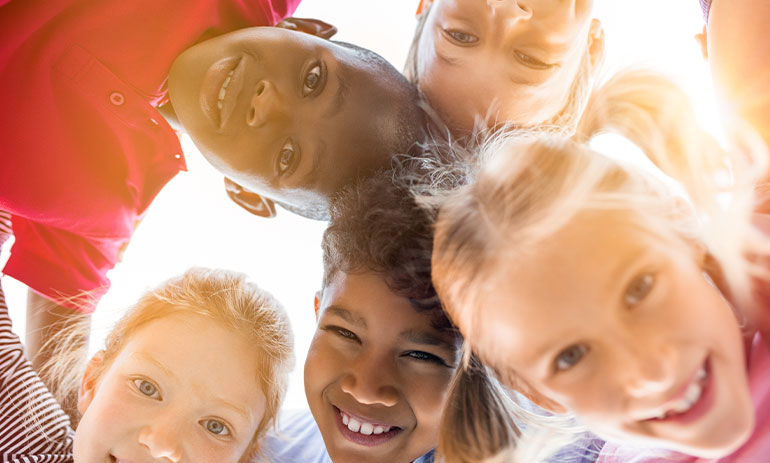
[314, 291, 322, 320]
[78, 351, 105, 415]
[223, 177, 277, 218]
[587, 19, 606, 76]
[276, 17, 337, 40]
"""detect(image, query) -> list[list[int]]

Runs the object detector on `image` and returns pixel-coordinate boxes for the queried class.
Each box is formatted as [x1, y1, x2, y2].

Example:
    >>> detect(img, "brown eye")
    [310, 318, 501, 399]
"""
[303, 64, 323, 96]
[624, 273, 654, 307]
[444, 29, 478, 45]
[278, 140, 296, 175]
[554, 344, 588, 372]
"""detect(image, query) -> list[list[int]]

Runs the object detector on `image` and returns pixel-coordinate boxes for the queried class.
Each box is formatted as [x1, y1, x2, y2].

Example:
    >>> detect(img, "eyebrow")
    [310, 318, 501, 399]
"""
[400, 328, 456, 350]
[324, 305, 367, 328]
[323, 68, 348, 120]
[132, 352, 176, 380]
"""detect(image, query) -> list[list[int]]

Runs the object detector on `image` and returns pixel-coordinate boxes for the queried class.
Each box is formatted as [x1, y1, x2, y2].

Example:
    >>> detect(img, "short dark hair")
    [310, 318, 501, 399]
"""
[321, 170, 453, 332]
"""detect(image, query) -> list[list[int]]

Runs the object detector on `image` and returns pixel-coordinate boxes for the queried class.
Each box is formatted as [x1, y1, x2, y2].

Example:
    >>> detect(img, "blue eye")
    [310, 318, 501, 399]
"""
[444, 29, 478, 45]
[554, 344, 588, 372]
[201, 419, 231, 436]
[133, 379, 160, 399]
[303, 63, 323, 96]
[624, 273, 654, 307]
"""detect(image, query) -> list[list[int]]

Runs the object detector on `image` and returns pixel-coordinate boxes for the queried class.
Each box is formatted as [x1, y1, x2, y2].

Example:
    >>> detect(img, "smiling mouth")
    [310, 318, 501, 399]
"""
[643, 357, 714, 424]
[333, 406, 403, 447]
[200, 55, 245, 130]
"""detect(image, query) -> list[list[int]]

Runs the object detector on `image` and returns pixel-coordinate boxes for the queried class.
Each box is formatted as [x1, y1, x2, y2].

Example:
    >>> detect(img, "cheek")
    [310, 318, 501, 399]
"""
[304, 338, 343, 393]
[405, 368, 455, 428]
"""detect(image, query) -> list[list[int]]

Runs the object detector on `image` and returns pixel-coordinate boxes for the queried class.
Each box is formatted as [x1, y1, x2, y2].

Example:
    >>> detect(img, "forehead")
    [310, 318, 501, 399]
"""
[320, 272, 455, 345]
[113, 312, 265, 404]
[466, 213, 661, 365]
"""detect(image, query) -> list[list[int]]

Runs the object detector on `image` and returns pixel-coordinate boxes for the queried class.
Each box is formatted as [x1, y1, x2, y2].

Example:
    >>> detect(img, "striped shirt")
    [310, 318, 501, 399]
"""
[0, 276, 74, 461]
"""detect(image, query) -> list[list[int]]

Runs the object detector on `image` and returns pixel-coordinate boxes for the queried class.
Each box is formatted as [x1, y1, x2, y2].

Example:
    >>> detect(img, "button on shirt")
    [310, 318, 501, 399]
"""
[0, 0, 300, 312]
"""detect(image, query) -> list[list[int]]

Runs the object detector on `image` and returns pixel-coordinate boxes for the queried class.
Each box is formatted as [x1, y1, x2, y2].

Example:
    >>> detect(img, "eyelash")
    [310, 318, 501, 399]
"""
[514, 51, 555, 70]
[200, 418, 232, 437]
[324, 325, 359, 341]
[442, 28, 478, 45]
[133, 378, 161, 400]
[276, 139, 298, 176]
[404, 350, 447, 366]
[302, 62, 325, 97]
[553, 344, 589, 372]
[624, 272, 655, 307]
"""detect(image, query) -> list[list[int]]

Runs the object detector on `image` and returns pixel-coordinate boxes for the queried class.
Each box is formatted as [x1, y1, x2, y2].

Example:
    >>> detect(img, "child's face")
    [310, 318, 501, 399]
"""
[460, 212, 755, 458]
[73, 312, 266, 463]
[169, 27, 414, 211]
[304, 272, 459, 463]
[416, 0, 600, 133]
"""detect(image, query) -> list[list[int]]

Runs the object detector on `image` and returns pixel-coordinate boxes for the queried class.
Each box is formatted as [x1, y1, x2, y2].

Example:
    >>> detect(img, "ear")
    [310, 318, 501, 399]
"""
[695, 25, 709, 60]
[587, 18, 605, 76]
[276, 17, 337, 40]
[78, 351, 105, 415]
[224, 177, 277, 218]
[314, 290, 322, 320]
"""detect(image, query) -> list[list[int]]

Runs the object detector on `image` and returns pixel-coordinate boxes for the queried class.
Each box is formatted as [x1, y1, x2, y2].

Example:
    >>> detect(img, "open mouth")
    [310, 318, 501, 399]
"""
[643, 357, 714, 424]
[200, 55, 245, 130]
[333, 406, 403, 447]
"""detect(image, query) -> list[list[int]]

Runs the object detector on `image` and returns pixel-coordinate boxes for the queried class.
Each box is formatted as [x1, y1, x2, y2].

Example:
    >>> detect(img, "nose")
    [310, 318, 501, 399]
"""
[246, 80, 287, 128]
[340, 353, 399, 407]
[615, 341, 676, 397]
[138, 418, 183, 462]
[486, 0, 532, 19]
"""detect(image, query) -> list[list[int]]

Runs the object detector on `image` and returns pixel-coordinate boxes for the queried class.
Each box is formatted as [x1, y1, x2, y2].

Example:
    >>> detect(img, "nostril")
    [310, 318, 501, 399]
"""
[248, 107, 256, 124]
[255, 82, 266, 97]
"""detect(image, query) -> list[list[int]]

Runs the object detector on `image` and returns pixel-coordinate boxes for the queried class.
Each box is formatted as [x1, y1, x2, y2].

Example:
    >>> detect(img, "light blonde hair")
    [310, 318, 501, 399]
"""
[41, 268, 294, 462]
[404, 0, 600, 137]
[429, 69, 769, 462]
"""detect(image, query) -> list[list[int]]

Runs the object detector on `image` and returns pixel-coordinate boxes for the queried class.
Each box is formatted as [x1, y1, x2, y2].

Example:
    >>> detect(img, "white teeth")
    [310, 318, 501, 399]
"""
[360, 422, 374, 435]
[347, 417, 361, 433]
[339, 410, 393, 436]
[695, 366, 706, 381]
[216, 70, 235, 111]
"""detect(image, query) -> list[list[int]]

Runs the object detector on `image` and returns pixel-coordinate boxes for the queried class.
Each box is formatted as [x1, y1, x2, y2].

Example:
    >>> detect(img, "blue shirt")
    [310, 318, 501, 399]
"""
[260, 409, 435, 463]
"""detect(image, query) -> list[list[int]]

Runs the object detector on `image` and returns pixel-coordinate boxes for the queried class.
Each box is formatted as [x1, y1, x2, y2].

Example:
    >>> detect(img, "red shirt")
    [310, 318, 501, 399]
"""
[0, 0, 300, 312]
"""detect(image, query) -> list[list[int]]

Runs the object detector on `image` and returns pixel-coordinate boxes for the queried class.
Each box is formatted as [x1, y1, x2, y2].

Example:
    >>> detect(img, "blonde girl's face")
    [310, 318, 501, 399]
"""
[416, 0, 603, 133]
[463, 212, 755, 458]
[73, 312, 267, 463]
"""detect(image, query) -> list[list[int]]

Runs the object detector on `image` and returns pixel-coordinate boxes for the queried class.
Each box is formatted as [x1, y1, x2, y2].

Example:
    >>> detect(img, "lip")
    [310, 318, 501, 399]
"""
[642, 357, 715, 425]
[200, 55, 246, 130]
[333, 405, 403, 447]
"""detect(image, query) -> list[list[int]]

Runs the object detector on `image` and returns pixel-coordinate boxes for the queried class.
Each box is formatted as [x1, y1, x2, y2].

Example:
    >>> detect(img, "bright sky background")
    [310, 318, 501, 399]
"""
[1, 0, 715, 410]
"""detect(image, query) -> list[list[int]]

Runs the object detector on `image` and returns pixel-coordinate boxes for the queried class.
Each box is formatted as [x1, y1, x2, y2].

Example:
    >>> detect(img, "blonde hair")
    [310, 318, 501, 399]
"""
[42, 268, 294, 461]
[429, 69, 769, 462]
[404, 1, 600, 136]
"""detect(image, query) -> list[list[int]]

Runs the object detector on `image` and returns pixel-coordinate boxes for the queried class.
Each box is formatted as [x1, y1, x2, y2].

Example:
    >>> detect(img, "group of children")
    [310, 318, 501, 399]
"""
[1, 0, 769, 462]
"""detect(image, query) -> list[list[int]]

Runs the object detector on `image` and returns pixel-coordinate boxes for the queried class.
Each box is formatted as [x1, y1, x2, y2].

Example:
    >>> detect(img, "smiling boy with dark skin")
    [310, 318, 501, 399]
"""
[261, 173, 460, 463]
[168, 27, 428, 219]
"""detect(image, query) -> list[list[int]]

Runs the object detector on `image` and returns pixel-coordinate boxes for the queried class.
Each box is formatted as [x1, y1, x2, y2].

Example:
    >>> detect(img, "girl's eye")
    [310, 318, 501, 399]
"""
[624, 273, 654, 307]
[201, 419, 231, 436]
[444, 29, 478, 44]
[405, 350, 447, 366]
[514, 51, 554, 70]
[554, 344, 588, 372]
[303, 63, 323, 96]
[278, 140, 296, 175]
[133, 379, 160, 399]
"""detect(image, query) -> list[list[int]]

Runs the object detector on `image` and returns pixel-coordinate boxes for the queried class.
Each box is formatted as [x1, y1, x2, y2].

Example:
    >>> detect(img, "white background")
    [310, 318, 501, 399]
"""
[1, 0, 714, 409]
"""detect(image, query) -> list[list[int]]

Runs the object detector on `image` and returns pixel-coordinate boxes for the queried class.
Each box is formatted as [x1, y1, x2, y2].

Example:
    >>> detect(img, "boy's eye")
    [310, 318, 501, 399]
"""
[201, 419, 231, 436]
[444, 29, 478, 45]
[514, 51, 555, 70]
[133, 379, 161, 399]
[323, 325, 359, 342]
[554, 344, 588, 372]
[302, 63, 323, 96]
[277, 139, 297, 175]
[405, 350, 447, 366]
[624, 273, 654, 307]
